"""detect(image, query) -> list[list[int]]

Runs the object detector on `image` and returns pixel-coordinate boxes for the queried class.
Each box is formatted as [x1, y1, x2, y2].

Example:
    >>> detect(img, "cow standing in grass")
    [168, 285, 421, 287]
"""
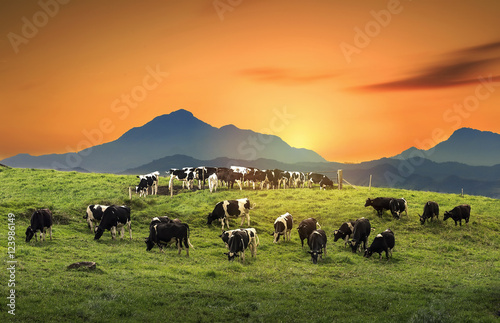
[94, 205, 132, 240]
[364, 229, 395, 260]
[26, 209, 53, 242]
[308, 229, 327, 264]
[444, 204, 471, 226]
[350, 217, 371, 253]
[273, 212, 293, 243]
[419, 201, 439, 225]
[333, 220, 356, 247]
[207, 198, 252, 230]
[297, 218, 321, 248]
[84, 204, 108, 232]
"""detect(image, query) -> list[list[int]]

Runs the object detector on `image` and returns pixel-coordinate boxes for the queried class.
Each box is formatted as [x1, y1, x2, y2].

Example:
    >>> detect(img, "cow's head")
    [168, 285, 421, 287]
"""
[207, 213, 214, 225]
[94, 228, 105, 240]
[219, 231, 230, 244]
[224, 252, 239, 261]
[364, 248, 373, 258]
[418, 214, 426, 225]
[308, 250, 322, 264]
[443, 211, 451, 221]
[349, 239, 358, 253]
[333, 230, 343, 242]
[145, 237, 155, 251]
[25, 226, 35, 242]
[364, 198, 372, 207]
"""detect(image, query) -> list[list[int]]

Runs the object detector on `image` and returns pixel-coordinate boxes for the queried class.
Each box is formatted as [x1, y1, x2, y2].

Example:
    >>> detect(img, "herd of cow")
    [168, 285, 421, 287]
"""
[25, 184, 472, 264]
[134, 167, 336, 197]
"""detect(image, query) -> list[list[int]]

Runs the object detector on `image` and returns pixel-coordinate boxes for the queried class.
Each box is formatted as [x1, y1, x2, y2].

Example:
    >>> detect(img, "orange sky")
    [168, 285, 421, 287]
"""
[1, 0, 500, 163]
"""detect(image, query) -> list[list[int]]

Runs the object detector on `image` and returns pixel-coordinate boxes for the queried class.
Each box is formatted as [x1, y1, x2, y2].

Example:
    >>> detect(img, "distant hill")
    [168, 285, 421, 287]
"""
[394, 128, 500, 166]
[1, 109, 326, 173]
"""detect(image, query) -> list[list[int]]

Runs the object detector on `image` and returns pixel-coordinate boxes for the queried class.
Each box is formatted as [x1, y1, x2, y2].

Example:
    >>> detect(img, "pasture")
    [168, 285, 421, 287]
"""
[0, 167, 499, 322]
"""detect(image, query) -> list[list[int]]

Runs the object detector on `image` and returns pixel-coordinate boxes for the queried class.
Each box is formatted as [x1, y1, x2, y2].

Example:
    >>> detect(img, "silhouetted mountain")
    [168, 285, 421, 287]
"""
[394, 128, 500, 166]
[1, 109, 326, 173]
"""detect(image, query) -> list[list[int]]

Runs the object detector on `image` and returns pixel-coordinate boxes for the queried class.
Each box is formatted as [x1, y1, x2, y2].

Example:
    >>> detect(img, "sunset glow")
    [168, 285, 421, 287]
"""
[1, 1, 500, 163]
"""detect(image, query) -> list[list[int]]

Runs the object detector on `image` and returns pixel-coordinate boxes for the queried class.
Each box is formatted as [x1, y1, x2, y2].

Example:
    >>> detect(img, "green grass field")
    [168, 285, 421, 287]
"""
[1, 167, 499, 322]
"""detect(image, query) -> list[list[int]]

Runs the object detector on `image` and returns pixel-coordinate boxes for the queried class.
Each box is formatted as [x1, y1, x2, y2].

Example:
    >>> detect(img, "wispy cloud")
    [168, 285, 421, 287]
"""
[354, 40, 500, 91]
[239, 67, 337, 85]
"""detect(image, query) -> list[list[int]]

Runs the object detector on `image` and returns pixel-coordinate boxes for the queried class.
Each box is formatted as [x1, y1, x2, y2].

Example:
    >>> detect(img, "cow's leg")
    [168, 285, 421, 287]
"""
[128, 222, 132, 240]
[48, 226, 52, 241]
[111, 226, 117, 239]
[177, 238, 182, 255]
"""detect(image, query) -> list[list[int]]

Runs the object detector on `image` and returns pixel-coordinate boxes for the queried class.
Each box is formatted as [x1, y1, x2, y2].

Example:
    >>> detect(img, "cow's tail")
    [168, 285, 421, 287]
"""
[185, 223, 195, 249]
[251, 203, 257, 209]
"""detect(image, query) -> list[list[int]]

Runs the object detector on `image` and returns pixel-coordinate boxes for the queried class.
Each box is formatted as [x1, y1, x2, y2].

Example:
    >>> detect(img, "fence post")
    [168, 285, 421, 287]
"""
[337, 169, 343, 190]
[369, 175, 372, 191]
[129, 187, 132, 199]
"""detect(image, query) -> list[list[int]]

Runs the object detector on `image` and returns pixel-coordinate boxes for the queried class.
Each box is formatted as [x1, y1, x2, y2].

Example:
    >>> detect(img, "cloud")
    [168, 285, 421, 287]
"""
[239, 67, 337, 85]
[354, 40, 500, 91]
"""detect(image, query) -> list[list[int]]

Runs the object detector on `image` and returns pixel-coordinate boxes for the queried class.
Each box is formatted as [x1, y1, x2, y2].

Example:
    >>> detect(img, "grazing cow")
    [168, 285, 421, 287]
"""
[364, 229, 395, 259]
[333, 220, 356, 247]
[350, 217, 371, 253]
[195, 167, 217, 189]
[308, 173, 333, 189]
[224, 230, 251, 262]
[84, 204, 108, 232]
[443, 204, 471, 226]
[273, 212, 293, 243]
[136, 171, 160, 197]
[94, 205, 132, 240]
[419, 201, 440, 225]
[145, 222, 190, 256]
[167, 168, 195, 196]
[216, 167, 231, 187]
[290, 171, 305, 188]
[208, 173, 218, 193]
[389, 198, 408, 219]
[228, 171, 244, 190]
[220, 228, 259, 257]
[297, 217, 321, 247]
[365, 197, 393, 216]
[308, 229, 327, 264]
[26, 209, 53, 242]
[207, 198, 252, 230]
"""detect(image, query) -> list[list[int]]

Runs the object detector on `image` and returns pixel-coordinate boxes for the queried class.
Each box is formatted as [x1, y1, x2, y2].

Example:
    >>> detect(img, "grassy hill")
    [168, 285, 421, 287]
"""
[0, 167, 499, 322]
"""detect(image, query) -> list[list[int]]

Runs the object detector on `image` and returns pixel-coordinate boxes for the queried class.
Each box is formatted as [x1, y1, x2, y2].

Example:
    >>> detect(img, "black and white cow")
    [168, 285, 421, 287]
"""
[136, 171, 160, 197]
[94, 205, 132, 240]
[333, 220, 356, 247]
[365, 197, 393, 216]
[26, 209, 53, 242]
[389, 198, 408, 219]
[145, 222, 190, 256]
[297, 217, 321, 247]
[308, 229, 327, 264]
[167, 168, 195, 196]
[220, 228, 259, 257]
[443, 204, 471, 226]
[195, 166, 218, 189]
[224, 230, 251, 262]
[207, 198, 252, 230]
[308, 173, 333, 189]
[84, 204, 108, 232]
[273, 212, 293, 243]
[419, 201, 440, 225]
[364, 229, 395, 259]
[350, 217, 371, 253]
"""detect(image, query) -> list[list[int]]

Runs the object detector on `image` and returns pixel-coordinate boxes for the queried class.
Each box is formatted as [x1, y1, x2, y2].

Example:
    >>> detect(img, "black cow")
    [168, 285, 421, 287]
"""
[207, 198, 252, 230]
[167, 168, 195, 196]
[389, 198, 407, 219]
[273, 212, 293, 243]
[94, 205, 132, 240]
[364, 229, 395, 259]
[84, 204, 108, 232]
[308, 229, 327, 264]
[136, 171, 159, 197]
[443, 204, 471, 226]
[333, 220, 356, 247]
[350, 217, 371, 253]
[224, 230, 250, 262]
[26, 209, 53, 242]
[195, 166, 217, 189]
[297, 217, 320, 247]
[365, 197, 393, 216]
[145, 222, 190, 256]
[419, 201, 439, 225]
[216, 167, 231, 187]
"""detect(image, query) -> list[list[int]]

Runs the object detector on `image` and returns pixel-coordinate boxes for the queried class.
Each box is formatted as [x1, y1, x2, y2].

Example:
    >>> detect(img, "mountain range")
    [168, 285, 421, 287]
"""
[2, 109, 499, 198]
